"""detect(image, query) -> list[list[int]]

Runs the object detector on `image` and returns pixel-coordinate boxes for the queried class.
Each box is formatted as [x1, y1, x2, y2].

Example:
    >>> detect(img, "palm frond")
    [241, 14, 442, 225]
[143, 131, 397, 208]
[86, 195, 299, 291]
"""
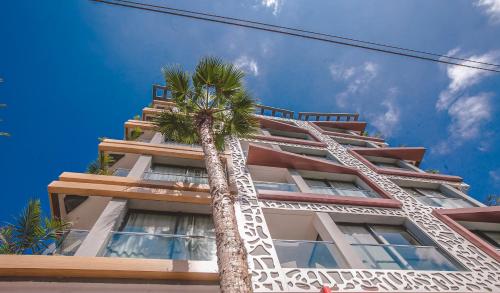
[0, 226, 15, 254]
[153, 111, 199, 144]
[129, 126, 143, 141]
[87, 152, 114, 175]
[193, 56, 224, 86]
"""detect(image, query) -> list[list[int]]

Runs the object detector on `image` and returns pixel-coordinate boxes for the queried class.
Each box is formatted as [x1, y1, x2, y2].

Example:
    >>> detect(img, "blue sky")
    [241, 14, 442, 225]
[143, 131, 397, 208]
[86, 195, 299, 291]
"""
[1, 0, 500, 221]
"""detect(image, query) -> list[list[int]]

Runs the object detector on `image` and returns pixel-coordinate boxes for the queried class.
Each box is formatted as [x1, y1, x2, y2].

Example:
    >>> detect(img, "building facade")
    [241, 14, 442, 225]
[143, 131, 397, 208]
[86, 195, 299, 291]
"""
[0, 84, 499, 292]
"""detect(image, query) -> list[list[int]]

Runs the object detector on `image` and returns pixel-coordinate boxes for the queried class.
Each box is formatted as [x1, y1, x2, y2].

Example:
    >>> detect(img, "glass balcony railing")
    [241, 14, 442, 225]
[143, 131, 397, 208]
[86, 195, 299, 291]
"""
[112, 168, 130, 177]
[351, 243, 461, 271]
[103, 231, 216, 261]
[254, 181, 299, 192]
[143, 171, 209, 185]
[309, 187, 379, 198]
[274, 239, 343, 269]
[415, 196, 473, 209]
[53, 229, 88, 256]
[162, 139, 200, 148]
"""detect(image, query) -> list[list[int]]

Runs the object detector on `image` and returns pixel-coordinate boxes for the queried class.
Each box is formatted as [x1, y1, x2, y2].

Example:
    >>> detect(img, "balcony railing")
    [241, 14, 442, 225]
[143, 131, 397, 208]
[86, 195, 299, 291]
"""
[309, 186, 379, 198]
[103, 231, 216, 261]
[274, 239, 343, 269]
[351, 243, 460, 271]
[52, 229, 88, 256]
[254, 181, 299, 192]
[162, 140, 201, 148]
[113, 168, 130, 177]
[416, 196, 473, 209]
[143, 171, 209, 185]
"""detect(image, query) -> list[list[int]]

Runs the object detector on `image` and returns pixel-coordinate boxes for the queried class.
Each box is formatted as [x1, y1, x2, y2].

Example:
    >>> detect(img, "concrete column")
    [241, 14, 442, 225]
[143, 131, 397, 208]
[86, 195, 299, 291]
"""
[150, 132, 164, 144]
[74, 198, 128, 256]
[127, 155, 152, 179]
[313, 212, 365, 269]
[286, 169, 311, 193]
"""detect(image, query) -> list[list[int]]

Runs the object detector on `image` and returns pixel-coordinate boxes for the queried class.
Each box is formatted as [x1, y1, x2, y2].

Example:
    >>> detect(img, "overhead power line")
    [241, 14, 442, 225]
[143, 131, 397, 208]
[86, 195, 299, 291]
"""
[91, 0, 500, 73]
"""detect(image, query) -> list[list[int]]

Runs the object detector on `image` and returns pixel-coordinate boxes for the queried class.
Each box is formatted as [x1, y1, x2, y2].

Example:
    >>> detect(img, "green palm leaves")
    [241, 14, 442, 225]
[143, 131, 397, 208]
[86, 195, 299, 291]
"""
[87, 152, 115, 175]
[0, 199, 70, 254]
[154, 57, 258, 150]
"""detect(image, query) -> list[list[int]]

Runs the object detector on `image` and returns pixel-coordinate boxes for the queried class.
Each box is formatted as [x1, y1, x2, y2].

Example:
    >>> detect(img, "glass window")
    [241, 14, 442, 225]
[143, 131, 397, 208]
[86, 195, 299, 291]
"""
[472, 230, 500, 249]
[305, 179, 376, 198]
[403, 187, 473, 208]
[337, 223, 461, 271]
[105, 211, 216, 261]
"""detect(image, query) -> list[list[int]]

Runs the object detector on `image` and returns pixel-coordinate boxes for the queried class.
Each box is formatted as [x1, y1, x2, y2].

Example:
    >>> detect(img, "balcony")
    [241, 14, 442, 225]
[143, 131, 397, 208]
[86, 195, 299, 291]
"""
[52, 229, 88, 256]
[308, 186, 379, 198]
[112, 168, 130, 177]
[416, 196, 473, 209]
[254, 181, 299, 192]
[143, 171, 209, 185]
[274, 239, 343, 269]
[351, 243, 461, 271]
[103, 232, 216, 261]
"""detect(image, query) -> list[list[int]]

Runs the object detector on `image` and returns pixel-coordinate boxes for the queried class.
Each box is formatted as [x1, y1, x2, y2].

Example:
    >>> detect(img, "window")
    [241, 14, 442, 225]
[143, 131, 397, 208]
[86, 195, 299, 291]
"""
[403, 187, 472, 208]
[373, 161, 407, 170]
[64, 195, 88, 214]
[143, 164, 208, 184]
[304, 179, 378, 198]
[265, 128, 312, 141]
[104, 211, 216, 260]
[337, 223, 461, 271]
[471, 230, 500, 249]
[274, 236, 342, 269]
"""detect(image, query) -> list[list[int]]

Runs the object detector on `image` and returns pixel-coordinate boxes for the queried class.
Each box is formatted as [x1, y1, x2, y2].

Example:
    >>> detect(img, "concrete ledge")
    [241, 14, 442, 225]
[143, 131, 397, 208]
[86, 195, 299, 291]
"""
[258, 190, 402, 209]
[0, 255, 218, 281]
[48, 180, 211, 204]
[58, 172, 211, 193]
[99, 139, 204, 160]
[251, 134, 328, 147]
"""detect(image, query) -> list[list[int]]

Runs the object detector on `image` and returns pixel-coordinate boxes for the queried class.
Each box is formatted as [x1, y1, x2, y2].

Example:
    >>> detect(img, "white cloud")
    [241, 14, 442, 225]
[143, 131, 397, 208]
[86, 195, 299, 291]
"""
[330, 62, 378, 108]
[475, 0, 500, 23]
[437, 49, 499, 110]
[490, 169, 500, 183]
[234, 55, 259, 76]
[261, 0, 283, 15]
[371, 96, 401, 137]
[432, 93, 492, 154]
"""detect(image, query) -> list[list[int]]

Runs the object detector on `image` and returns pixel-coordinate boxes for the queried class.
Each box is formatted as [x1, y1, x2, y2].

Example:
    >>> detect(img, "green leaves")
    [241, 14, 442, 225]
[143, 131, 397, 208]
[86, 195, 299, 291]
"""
[154, 111, 199, 145]
[0, 199, 70, 255]
[156, 57, 257, 152]
[87, 152, 115, 175]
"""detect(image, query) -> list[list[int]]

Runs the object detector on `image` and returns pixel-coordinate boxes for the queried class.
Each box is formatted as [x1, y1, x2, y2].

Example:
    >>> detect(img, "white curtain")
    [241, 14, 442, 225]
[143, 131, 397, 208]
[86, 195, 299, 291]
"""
[105, 211, 216, 260]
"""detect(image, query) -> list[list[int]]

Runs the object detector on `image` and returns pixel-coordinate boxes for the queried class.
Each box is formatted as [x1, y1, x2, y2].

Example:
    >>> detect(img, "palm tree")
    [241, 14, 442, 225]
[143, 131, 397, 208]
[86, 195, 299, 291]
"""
[87, 152, 115, 175]
[154, 57, 258, 293]
[486, 194, 500, 206]
[0, 199, 70, 254]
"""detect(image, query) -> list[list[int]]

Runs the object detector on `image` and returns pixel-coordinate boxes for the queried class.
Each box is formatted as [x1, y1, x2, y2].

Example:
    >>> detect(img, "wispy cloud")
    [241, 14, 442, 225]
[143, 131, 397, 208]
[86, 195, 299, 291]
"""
[433, 93, 492, 154]
[436, 49, 499, 110]
[490, 169, 500, 184]
[371, 99, 400, 137]
[261, 0, 283, 15]
[432, 49, 497, 154]
[234, 55, 259, 76]
[330, 62, 378, 108]
[475, 0, 500, 23]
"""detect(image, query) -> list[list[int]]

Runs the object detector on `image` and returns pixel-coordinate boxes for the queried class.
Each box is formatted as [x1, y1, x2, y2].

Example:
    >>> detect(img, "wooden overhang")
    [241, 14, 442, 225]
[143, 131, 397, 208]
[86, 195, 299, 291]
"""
[99, 139, 205, 160]
[0, 255, 218, 281]
[348, 148, 463, 182]
[246, 143, 401, 208]
[351, 147, 426, 165]
[310, 122, 385, 144]
[125, 120, 157, 131]
[433, 206, 500, 262]
[142, 107, 163, 120]
[48, 172, 213, 218]
[312, 121, 367, 132]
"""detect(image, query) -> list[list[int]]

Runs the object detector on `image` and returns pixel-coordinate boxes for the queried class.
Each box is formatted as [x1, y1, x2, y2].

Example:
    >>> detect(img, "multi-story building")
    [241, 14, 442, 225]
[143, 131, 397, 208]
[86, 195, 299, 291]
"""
[0, 84, 499, 293]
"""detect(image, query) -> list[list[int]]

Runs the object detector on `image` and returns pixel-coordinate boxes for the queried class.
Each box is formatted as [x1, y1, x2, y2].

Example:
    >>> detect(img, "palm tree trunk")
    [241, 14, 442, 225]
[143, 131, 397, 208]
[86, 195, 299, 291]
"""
[198, 116, 252, 293]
